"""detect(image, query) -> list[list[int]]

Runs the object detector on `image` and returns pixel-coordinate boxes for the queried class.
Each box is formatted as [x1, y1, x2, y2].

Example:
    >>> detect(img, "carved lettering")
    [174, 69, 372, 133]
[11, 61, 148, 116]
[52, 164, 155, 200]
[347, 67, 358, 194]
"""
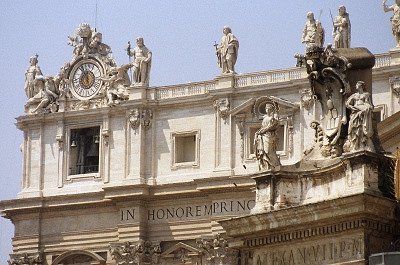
[254, 237, 364, 265]
[121, 199, 255, 222]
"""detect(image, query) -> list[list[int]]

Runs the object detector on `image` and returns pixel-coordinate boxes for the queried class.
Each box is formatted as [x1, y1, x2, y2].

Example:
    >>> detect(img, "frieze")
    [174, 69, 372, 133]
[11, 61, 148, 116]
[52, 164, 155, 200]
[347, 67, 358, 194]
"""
[246, 218, 395, 248]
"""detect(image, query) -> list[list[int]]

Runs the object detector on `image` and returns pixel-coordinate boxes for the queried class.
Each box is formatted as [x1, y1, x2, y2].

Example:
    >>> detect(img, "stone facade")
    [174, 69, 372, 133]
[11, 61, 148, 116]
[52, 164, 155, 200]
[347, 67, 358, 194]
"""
[1, 23, 400, 265]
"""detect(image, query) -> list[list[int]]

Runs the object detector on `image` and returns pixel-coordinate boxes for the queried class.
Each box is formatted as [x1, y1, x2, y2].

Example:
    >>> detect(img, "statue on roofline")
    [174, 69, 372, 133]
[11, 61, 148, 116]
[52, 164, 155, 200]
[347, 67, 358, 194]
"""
[216, 26, 239, 74]
[332, 5, 351, 48]
[24, 54, 43, 99]
[383, 0, 400, 47]
[126, 37, 152, 86]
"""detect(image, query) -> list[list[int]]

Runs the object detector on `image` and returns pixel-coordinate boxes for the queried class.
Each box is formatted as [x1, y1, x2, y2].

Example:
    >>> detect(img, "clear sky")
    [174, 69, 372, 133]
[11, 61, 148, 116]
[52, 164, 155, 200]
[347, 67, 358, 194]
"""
[0, 0, 395, 262]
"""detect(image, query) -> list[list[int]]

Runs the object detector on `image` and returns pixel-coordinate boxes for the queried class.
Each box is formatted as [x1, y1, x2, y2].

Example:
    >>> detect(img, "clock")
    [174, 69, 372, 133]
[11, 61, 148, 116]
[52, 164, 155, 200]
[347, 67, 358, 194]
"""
[69, 59, 103, 100]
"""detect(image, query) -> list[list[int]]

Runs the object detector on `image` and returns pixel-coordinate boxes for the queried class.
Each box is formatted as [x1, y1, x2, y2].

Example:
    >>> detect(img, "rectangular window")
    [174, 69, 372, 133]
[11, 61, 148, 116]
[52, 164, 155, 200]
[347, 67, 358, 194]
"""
[171, 130, 200, 169]
[373, 104, 387, 123]
[69, 126, 100, 175]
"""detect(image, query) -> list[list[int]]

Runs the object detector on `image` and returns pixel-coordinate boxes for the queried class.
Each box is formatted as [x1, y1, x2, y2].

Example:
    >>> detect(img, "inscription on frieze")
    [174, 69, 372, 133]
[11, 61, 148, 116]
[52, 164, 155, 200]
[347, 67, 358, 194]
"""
[254, 236, 363, 265]
[120, 199, 255, 222]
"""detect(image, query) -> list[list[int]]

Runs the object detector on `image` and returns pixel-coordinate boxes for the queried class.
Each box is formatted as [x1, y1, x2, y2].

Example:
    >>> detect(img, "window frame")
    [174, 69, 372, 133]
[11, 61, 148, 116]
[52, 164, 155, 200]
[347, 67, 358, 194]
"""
[65, 123, 103, 182]
[171, 130, 201, 170]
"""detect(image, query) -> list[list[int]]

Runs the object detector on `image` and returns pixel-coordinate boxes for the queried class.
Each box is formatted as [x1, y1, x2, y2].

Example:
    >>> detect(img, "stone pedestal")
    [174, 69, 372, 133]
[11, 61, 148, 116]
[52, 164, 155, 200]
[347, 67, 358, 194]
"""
[128, 84, 148, 100]
[214, 73, 235, 90]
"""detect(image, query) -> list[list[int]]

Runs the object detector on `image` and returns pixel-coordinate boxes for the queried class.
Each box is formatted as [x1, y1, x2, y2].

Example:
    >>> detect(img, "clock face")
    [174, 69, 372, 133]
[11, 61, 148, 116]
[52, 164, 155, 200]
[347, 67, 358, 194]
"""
[70, 60, 103, 100]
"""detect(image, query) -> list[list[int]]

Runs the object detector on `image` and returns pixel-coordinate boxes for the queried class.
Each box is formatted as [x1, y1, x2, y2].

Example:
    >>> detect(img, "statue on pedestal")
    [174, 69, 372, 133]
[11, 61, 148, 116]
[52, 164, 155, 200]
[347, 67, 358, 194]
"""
[254, 102, 281, 171]
[127, 37, 152, 86]
[332, 6, 351, 48]
[344, 81, 375, 153]
[24, 54, 42, 98]
[216, 26, 239, 74]
[383, 0, 400, 47]
[302, 12, 325, 50]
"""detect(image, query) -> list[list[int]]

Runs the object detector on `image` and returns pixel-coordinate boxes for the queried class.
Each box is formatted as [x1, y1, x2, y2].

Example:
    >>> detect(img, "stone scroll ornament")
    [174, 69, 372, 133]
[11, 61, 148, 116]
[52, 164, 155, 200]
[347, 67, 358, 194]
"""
[383, 0, 400, 47]
[216, 26, 239, 74]
[254, 101, 281, 171]
[296, 44, 375, 159]
[8, 252, 43, 265]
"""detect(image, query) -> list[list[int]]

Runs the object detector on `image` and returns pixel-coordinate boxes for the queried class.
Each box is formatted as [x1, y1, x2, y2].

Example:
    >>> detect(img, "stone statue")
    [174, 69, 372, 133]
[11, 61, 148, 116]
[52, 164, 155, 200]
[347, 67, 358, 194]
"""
[127, 37, 152, 86]
[343, 81, 375, 153]
[302, 12, 325, 49]
[332, 6, 351, 48]
[68, 23, 113, 63]
[26, 75, 59, 114]
[254, 102, 281, 171]
[24, 54, 43, 98]
[101, 64, 131, 106]
[216, 26, 239, 74]
[383, 0, 400, 47]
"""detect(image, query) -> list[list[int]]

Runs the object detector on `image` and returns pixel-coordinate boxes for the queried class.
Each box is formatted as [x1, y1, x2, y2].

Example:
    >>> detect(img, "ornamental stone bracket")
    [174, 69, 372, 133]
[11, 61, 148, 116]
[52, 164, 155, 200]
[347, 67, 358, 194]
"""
[110, 241, 161, 265]
[300, 88, 315, 110]
[213, 98, 230, 119]
[389, 76, 400, 99]
[128, 108, 153, 129]
[8, 252, 43, 265]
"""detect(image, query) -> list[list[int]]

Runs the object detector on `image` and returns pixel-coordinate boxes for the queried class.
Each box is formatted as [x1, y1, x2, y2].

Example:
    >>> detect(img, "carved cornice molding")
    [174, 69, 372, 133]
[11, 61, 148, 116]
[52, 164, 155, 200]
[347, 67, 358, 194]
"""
[246, 218, 396, 249]
[8, 252, 43, 265]
[196, 234, 239, 264]
[110, 241, 161, 265]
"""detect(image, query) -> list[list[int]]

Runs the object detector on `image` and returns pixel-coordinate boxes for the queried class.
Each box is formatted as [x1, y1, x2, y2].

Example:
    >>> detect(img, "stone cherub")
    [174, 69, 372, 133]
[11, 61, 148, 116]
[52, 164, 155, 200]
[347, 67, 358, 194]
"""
[383, 0, 400, 47]
[126, 37, 152, 86]
[254, 102, 281, 171]
[332, 5, 351, 48]
[216, 26, 239, 74]
[343, 81, 375, 153]
[24, 54, 43, 98]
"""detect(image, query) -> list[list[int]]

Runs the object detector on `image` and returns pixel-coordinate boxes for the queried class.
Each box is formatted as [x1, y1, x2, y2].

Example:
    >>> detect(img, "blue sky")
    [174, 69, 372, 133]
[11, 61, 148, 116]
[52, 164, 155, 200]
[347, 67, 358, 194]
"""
[0, 0, 395, 262]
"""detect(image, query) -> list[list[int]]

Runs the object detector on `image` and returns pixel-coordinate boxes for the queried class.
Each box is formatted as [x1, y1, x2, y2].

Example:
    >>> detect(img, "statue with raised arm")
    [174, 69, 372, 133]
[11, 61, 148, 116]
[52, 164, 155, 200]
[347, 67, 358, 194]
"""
[343, 81, 375, 153]
[127, 37, 152, 86]
[216, 26, 239, 74]
[302, 12, 325, 49]
[332, 6, 351, 48]
[254, 102, 281, 171]
[383, 0, 400, 47]
[24, 54, 42, 98]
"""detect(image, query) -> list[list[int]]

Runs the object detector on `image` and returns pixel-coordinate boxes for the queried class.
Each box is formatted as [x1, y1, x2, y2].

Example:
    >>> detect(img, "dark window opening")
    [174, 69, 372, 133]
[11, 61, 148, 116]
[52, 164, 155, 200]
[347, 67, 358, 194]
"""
[69, 126, 100, 175]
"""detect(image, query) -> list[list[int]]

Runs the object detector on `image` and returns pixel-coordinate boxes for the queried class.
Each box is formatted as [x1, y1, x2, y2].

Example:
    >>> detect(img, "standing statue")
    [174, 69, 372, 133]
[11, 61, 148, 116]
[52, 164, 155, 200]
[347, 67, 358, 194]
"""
[343, 81, 375, 153]
[127, 37, 152, 86]
[254, 103, 281, 171]
[216, 26, 239, 74]
[302, 12, 325, 49]
[383, 0, 400, 47]
[332, 6, 351, 48]
[24, 54, 43, 98]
